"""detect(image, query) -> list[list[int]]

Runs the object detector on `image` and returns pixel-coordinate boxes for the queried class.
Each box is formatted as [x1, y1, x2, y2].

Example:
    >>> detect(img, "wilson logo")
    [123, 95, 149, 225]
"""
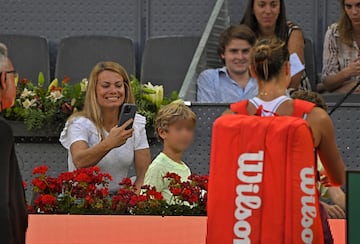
[233, 151, 264, 244]
[300, 167, 317, 243]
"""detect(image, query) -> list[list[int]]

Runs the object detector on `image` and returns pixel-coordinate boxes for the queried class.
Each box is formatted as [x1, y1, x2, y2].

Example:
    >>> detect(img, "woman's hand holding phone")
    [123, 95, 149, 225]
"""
[106, 119, 134, 149]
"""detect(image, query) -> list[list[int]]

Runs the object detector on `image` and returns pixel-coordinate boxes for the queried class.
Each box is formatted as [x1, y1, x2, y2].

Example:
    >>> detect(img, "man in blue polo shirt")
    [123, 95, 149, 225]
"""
[197, 25, 258, 103]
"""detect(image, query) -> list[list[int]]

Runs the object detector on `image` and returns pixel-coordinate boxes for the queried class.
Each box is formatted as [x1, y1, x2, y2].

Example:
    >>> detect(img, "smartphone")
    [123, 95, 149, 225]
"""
[118, 103, 137, 129]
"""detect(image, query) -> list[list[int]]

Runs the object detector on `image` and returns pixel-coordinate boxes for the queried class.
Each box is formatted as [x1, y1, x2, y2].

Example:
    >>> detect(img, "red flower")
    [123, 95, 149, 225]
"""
[188, 174, 209, 190]
[153, 192, 163, 201]
[183, 188, 192, 198]
[46, 176, 60, 192]
[58, 171, 74, 183]
[99, 188, 109, 198]
[87, 184, 96, 192]
[74, 172, 92, 183]
[129, 195, 139, 206]
[50, 86, 62, 92]
[91, 166, 101, 173]
[138, 195, 148, 202]
[34, 194, 57, 213]
[32, 165, 48, 175]
[20, 78, 29, 85]
[63, 76, 70, 84]
[188, 195, 199, 204]
[22, 180, 27, 189]
[144, 186, 164, 201]
[85, 195, 94, 205]
[41, 194, 57, 205]
[27, 204, 35, 214]
[119, 177, 133, 187]
[170, 187, 181, 196]
[34, 194, 56, 208]
[101, 172, 112, 182]
[163, 172, 181, 183]
[32, 178, 47, 191]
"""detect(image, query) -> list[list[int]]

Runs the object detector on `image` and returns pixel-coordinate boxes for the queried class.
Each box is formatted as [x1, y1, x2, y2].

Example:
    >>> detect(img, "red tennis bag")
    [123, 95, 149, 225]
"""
[206, 102, 324, 243]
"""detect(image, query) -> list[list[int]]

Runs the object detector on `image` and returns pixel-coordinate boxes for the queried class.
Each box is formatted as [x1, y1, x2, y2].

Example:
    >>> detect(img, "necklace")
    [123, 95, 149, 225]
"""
[259, 91, 269, 96]
[258, 89, 287, 99]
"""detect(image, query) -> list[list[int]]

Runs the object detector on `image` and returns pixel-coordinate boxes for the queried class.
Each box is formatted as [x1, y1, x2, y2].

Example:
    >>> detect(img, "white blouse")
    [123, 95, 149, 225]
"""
[59, 114, 149, 193]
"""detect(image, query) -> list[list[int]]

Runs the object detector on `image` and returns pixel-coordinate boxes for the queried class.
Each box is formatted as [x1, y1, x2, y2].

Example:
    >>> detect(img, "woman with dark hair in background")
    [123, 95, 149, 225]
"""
[241, 0, 312, 91]
[322, 0, 360, 93]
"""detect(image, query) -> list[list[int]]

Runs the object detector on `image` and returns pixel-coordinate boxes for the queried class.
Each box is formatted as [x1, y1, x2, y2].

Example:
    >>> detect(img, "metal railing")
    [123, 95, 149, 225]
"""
[179, 0, 230, 101]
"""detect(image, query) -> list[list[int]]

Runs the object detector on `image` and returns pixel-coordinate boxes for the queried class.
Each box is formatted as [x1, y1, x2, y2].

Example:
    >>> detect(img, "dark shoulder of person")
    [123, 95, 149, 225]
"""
[0, 117, 14, 144]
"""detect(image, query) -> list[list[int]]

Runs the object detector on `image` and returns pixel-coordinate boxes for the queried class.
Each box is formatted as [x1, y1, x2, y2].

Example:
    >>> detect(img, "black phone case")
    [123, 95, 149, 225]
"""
[118, 104, 137, 129]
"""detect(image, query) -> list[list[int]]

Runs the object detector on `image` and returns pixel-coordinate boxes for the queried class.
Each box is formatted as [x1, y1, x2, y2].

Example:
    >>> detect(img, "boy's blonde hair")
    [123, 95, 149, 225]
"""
[155, 102, 197, 142]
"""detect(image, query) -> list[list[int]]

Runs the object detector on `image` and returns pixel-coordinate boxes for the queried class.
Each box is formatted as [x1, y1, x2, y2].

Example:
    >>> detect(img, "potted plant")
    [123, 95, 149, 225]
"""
[1, 73, 87, 137]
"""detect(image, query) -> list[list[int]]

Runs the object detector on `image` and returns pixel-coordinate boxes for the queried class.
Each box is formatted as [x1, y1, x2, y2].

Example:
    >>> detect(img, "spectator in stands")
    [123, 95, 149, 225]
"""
[60, 61, 150, 194]
[322, 0, 360, 93]
[144, 102, 196, 204]
[291, 90, 346, 219]
[230, 38, 346, 242]
[197, 25, 258, 103]
[0, 43, 28, 244]
[241, 0, 311, 91]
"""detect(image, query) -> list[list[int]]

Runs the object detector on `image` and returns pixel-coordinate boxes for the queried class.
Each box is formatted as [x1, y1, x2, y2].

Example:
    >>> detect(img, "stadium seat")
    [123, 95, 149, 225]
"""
[55, 36, 135, 84]
[0, 34, 50, 84]
[141, 36, 200, 96]
[304, 38, 317, 91]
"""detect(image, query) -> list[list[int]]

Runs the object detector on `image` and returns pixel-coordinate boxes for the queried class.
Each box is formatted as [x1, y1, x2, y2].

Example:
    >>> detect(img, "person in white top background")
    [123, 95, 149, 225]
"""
[322, 0, 360, 93]
[60, 61, 150, 193]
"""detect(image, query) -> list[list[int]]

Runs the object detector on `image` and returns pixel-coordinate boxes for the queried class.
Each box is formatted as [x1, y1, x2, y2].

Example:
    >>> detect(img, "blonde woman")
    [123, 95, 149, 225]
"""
[60, 61, 151, 193]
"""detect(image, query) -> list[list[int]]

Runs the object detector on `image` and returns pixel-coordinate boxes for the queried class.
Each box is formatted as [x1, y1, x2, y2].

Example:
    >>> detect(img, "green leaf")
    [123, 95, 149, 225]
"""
[73, 83, 81, 97]
[38, 72, 45, 87]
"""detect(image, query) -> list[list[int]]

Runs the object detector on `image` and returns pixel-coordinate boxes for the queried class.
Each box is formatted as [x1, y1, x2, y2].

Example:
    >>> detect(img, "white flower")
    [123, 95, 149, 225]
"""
[80, 78, 88, 92]
[22, 98, 37, 109]
[20, 88, 36, 98]
[47, 90, 63, 102]
[71, 98, 76, 106]
[142, 82, 164, 109]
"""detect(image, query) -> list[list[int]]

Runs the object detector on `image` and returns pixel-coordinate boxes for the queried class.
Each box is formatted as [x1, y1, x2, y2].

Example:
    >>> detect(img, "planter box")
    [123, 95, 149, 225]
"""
[26, 215, 344, 244]
[26, 215, 207, 244]
[7, 120, 60, 142]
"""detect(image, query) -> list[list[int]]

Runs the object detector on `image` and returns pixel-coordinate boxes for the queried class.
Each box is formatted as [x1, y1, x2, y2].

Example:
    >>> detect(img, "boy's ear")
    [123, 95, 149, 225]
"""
[157, 127, 167, 140]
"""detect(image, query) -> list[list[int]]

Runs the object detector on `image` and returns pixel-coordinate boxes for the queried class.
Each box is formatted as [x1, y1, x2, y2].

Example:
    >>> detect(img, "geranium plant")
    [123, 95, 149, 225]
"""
[27, 165, 207, 216]
[1, 73, 88, 132]
[163, 172, 208, 215]
[111, 178, 167, 215]
[31, 165, 112, 214]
